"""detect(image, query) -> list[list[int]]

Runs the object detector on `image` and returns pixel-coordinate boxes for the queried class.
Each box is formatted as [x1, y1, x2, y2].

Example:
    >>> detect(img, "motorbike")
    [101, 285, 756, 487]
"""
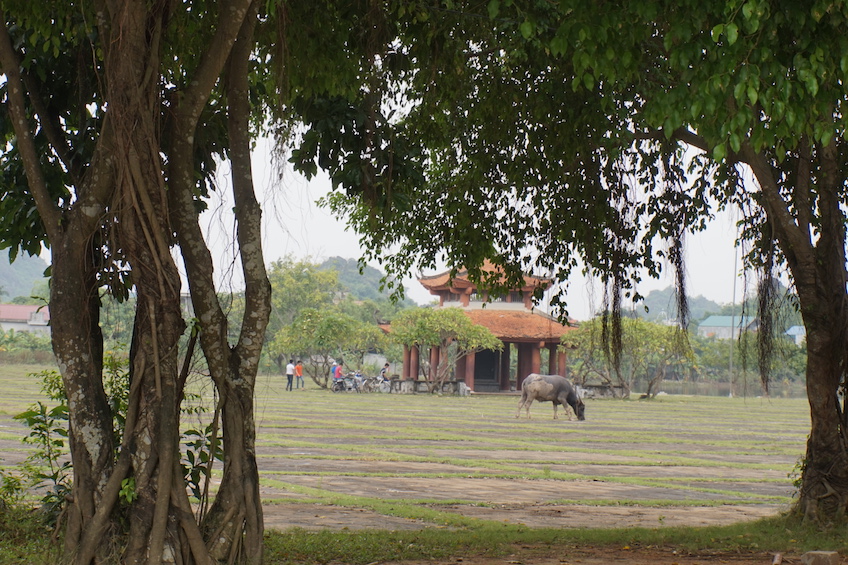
[331, 372, 361, 392]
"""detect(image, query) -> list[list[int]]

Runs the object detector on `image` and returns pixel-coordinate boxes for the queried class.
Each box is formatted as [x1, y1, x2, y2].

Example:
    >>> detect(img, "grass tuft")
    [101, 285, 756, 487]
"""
[0, 502, 59, 564]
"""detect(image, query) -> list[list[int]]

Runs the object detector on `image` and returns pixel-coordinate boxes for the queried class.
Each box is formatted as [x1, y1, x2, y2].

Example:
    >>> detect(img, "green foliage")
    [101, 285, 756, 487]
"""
[9, 350, 224, 528]
[119, 478, 137, 506]
[0, 329, 51, 351]
[320, 256, 418, 325]
[102, 351, 130, 447]
[181, 423, 223, 503]
[0, 470, 25, 505]
[0, 1, 98, 259]
[11, 357, 124, 525]
[271, 307, 385, 387]
[12, 371, 70, 522]
[689, 331, 805, 385]
[267, 255, 344, 340]
[565, 317, 693, 396]
[0, 498, 55, 564]
[13, 400, 71, 524]
[319, 256, 417, 307]
[390, 307, 502, 389]
[0, 330, 52, 364]
[565, 315, 806, 395]
[304, 1, 846, 346]
[99, 295, 138, 348]
[389, 308, 500, 351]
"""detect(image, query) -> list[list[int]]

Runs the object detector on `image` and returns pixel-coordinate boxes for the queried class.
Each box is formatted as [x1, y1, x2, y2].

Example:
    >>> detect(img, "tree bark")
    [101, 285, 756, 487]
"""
[5, 0, 261, 561]
[167, 2, 269, 560]
[97, 2, 192, 563]
[53, 235, 116, 563]
[0, 15, 118, 561]
[742, 141, 848, 521]
[200, 5, 269, 561]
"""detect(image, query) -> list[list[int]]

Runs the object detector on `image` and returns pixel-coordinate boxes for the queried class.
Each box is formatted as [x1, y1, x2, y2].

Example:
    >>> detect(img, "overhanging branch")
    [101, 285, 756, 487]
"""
[0, 16, 62, 240]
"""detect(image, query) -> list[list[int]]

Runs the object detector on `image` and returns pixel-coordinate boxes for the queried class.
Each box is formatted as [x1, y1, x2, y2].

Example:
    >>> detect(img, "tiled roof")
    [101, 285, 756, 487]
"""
[464, 309, 575, 342]
[418, 261, 551, 292]
[0, 303, 50, 323]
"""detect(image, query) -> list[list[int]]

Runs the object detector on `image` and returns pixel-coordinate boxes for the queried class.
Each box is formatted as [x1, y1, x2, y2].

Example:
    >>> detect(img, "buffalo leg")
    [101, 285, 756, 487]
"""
[516, 396, 533, 419]
[515, 395, 533, 419]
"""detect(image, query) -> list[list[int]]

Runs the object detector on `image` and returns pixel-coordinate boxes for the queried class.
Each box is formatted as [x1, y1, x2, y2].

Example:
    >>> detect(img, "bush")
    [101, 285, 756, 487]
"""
[0, 330, 53, 364]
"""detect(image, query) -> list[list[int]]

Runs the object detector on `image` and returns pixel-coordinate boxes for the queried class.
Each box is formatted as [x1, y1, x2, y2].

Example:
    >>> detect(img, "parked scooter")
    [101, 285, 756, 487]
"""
[331, 372, 360, 393]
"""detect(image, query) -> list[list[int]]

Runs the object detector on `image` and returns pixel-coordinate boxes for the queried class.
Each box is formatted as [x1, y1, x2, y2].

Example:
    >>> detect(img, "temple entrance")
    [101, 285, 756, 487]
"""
[397, 264, 577, 392]
[473, 349, 500, 392]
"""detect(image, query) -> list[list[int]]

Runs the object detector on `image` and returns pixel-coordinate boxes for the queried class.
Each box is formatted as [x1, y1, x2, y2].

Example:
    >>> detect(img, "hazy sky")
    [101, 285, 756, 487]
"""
[198, 146, 746, 321]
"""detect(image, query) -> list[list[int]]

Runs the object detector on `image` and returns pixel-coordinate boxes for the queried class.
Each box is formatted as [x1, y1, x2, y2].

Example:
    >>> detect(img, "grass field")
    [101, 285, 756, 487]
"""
[1, 366, 832, 564]
[247, 374, 808, 529]
[1, 367, 810, 513]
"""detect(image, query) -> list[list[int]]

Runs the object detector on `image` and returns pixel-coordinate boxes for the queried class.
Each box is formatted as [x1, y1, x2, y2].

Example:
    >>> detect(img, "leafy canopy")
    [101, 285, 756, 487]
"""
[389, 307, 502, 353]
[304, 0, 848, 326]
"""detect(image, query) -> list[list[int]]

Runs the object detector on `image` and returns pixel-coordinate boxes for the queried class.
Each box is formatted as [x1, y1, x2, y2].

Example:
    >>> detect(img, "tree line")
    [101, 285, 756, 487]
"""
[3, 263, 808, 398]
[565, 315, 806, 399]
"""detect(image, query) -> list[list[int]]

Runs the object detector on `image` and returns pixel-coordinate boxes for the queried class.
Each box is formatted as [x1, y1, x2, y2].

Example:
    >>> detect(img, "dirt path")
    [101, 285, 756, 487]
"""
[262, 500, 781, 531]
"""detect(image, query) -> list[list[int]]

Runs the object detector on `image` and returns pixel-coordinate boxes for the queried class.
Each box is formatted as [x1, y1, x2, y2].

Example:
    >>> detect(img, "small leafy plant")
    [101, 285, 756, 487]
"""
[182, 422, 223, 504]
[14, 399, 72, 525]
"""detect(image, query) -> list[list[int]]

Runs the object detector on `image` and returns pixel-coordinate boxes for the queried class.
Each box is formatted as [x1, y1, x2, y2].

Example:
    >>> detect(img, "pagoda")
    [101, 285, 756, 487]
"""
[401, 263, 576, 392]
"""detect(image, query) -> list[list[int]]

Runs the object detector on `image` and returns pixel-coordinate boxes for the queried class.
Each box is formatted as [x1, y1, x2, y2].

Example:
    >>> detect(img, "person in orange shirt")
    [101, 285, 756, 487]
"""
[295, 360, 304, 389]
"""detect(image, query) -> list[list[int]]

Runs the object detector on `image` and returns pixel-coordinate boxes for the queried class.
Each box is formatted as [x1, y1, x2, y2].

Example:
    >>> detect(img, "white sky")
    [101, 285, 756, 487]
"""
[196, 143, 746, 322]
[34, 140, 744, 321]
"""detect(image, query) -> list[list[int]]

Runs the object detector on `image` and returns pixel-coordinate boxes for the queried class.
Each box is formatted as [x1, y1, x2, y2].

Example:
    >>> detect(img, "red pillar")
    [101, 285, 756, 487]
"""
[409, 346, 420, 380]
[547, 344, 556, 374]
[557, 349, 567, 377]
[403, 345, 411, 379]
[429, 346, 441, 381]
[464, 351, 476, 391]
[531, 343, 541, 375]
[456, 355, 467, 383]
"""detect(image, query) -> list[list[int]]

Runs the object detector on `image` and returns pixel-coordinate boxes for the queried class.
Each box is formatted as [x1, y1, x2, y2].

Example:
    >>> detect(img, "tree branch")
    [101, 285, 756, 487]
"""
[0, 16, 62, 240]
[175, 0, 255, 125]
[168, 0, 261, 384]
[227, 3, 270, 371]
[794, 137, 813, 242]
[19, 71, 82, 185]
[635, 126, 748, 164]
[738, 142, 813, 281]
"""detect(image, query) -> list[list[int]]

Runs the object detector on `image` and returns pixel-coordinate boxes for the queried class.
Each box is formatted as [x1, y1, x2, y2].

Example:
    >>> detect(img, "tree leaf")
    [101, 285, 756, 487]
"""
[726, 23, 739, 45]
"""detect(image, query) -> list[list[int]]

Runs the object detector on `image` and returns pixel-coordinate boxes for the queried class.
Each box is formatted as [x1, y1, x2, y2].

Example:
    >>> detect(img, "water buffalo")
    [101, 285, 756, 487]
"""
[516, 373, 585, 421]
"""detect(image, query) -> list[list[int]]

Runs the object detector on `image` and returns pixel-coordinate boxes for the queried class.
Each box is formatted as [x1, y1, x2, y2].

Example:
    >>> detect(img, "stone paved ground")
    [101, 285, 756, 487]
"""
[2, 376, 835, 564]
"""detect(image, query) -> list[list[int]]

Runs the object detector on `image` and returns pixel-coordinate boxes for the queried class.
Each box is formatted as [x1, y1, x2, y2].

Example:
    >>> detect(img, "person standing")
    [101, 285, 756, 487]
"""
[285, 359, 295, 391]
[295, 360, 304, 389]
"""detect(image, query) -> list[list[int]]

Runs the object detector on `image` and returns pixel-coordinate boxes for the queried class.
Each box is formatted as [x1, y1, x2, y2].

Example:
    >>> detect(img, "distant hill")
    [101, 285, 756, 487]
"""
[319, 257, 415, 305]
[0, 249, 49, 300]
[635, 287, 723, 325]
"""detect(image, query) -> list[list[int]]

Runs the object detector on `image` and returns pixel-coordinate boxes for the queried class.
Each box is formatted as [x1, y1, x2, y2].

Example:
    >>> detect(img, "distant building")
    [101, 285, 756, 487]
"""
[396, 263, 577, 392]
[0, 303, 51, 336]
[697, 315, 758, 339]
[785, 325, 806, 346]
